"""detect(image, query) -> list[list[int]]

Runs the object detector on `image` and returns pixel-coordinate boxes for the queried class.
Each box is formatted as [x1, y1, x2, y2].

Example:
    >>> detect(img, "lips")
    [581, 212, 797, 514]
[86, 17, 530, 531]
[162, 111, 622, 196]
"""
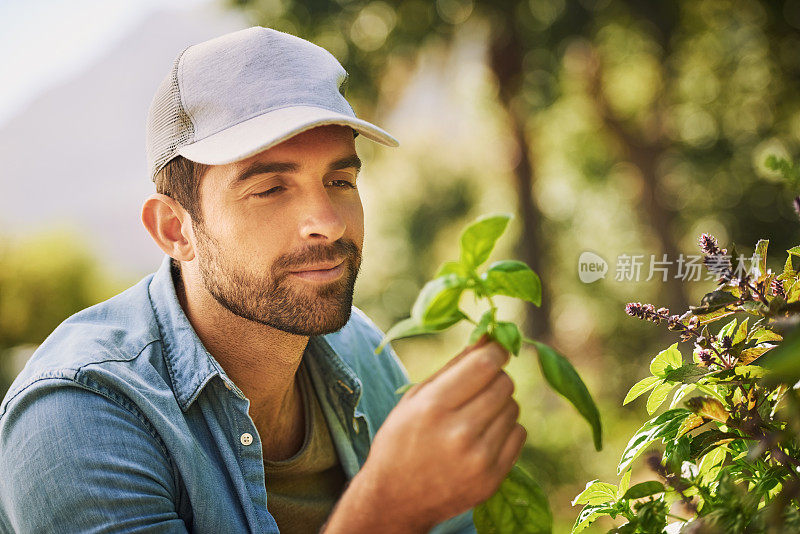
[290, 260, 346, 273]
[289, 261, 346, 282]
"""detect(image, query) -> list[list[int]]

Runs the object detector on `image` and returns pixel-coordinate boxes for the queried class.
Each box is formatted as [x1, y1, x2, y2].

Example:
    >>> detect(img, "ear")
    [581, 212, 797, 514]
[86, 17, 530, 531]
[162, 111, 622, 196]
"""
[141, 194, 196, 262]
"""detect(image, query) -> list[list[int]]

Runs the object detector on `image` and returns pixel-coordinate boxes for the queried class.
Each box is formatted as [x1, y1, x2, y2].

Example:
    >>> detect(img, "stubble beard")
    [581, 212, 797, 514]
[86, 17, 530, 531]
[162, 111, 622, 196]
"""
[193, 222, 361, 336]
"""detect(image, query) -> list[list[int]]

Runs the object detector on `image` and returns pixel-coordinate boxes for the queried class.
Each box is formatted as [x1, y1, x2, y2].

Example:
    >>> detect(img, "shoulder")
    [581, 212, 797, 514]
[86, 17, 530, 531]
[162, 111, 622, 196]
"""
[0, 380, 182, 532]
[0, 274, 162, 420]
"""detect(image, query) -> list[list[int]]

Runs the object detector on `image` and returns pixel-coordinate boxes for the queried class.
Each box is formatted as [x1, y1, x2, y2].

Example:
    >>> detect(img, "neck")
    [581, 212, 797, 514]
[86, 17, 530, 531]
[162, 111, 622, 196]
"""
[173, 263, 308, 437]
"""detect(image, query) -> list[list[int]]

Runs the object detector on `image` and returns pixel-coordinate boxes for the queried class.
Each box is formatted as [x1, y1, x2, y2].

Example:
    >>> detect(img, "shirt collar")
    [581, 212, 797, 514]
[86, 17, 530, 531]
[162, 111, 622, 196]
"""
[148, 255, 228, 412]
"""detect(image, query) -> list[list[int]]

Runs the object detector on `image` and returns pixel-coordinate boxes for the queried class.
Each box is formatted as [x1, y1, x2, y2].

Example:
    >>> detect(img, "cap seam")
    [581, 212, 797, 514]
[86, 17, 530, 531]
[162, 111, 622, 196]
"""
[190, 102, 357, 144]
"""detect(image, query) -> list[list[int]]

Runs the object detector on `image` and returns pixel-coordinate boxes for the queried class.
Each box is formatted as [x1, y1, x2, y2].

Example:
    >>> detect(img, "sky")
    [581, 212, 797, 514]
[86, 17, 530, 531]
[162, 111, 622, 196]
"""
[0, 0, 249, 276]
[0, 0, 210, 127]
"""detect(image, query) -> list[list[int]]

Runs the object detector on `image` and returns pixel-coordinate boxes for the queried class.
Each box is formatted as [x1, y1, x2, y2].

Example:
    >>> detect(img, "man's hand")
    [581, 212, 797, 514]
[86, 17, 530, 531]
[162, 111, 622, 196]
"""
[324, 335, 526, 533]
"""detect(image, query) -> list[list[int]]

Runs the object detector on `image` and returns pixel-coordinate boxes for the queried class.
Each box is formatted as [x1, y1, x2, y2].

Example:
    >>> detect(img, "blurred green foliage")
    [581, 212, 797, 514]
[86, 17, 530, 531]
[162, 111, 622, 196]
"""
[0, 232, 124, 397]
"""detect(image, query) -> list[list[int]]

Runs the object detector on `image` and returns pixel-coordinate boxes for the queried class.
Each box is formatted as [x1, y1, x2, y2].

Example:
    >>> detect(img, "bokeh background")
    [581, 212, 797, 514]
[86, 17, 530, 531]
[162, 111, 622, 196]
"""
[2, 0, 800, 530]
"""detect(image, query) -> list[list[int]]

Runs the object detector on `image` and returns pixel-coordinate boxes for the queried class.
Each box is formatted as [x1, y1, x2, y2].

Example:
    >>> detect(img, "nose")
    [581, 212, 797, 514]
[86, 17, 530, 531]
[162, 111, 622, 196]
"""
[298, 185, 347, 242]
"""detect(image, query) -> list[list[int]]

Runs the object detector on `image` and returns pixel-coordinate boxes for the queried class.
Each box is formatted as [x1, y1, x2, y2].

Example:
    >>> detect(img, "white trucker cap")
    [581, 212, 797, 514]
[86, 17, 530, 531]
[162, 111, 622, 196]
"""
[145, 26, 399, 181]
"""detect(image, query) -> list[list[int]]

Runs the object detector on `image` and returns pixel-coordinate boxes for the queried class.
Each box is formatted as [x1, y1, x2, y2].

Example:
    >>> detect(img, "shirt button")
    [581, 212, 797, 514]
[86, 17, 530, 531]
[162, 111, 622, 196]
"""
[240, 433, 253, 446]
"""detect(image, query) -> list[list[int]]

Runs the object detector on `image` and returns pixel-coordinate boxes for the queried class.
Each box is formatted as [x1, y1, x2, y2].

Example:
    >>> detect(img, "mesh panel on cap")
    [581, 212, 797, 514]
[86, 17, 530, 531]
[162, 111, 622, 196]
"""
[146, 46, 195, 182]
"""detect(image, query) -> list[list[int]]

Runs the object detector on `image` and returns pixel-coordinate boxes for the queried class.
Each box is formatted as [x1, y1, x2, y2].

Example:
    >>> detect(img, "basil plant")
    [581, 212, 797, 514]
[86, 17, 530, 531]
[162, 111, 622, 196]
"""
[374, 213, 603, 534]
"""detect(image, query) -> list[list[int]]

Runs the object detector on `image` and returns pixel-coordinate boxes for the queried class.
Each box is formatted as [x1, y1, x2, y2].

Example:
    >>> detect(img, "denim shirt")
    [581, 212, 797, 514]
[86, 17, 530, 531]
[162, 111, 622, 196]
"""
[0, 255, 475, 533]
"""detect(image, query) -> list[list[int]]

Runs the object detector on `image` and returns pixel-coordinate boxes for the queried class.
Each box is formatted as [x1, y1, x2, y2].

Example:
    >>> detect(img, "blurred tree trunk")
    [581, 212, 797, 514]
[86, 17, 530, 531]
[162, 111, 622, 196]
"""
[488, 26, 550, 339]
[584, 47, 690, 314]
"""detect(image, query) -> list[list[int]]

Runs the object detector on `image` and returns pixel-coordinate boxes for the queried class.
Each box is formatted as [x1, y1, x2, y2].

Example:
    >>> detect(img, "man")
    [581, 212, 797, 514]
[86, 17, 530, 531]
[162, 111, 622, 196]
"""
[0, 27, 524, 533]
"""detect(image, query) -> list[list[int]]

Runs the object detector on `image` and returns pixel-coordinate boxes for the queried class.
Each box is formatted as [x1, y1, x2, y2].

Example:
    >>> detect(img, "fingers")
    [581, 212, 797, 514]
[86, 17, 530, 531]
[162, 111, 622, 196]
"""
[482, 399, 522, 466]
[424, 337, 511, 410]
[456, 370, 515, 434]
[494, 423, 527, 474]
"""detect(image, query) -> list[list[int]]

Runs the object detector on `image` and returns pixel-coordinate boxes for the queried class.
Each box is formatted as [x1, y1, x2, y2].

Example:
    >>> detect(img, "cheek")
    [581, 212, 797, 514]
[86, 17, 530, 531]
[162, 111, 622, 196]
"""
[346, 196, 365, 243]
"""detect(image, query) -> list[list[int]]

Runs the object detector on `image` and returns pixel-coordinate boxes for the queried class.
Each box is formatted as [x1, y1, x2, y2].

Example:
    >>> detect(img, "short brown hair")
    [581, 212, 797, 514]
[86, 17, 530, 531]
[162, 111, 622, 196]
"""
[153, 156, 211, 224]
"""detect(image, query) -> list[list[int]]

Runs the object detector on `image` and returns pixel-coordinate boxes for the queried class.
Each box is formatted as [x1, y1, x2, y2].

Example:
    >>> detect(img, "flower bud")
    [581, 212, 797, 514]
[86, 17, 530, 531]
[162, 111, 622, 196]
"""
[696, 349, 713, 366]
[771, 278, 787, 300]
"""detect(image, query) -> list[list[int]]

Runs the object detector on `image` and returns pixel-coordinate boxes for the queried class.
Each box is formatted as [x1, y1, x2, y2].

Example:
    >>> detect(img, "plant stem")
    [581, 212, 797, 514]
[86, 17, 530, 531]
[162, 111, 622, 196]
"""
[746, 279, 769, 305]
[667, 512, 690, 522]
[486, 294, 498, 316]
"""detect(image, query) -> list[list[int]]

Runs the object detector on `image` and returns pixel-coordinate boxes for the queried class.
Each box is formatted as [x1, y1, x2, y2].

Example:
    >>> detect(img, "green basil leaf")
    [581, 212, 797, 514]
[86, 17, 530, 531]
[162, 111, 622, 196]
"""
[473, 464, 552, 534]
[689, 430, 737, 460]
[649, 343, 682, 378]
[676, 413, 705, 439]
[689, 290, 739, 314]
[571, 480, 618, 506]
[459, 213, 513, 269]
[752, 239, 768, 277]
[733, 365, 766, 378]
[732, 317, 749, 345]
[748, 327, 782, 344]
[669, 383, 696, 409]
[623, 376, 661, 405]
[469, 310, 494, 345]
[481, 260, 542, 307]
[646, 382, 674, 414]
[435, 260, 471, 278]
[617, 409, 691, 474]
[694, 308, 738, 325]
[663, 364, 708, 384]
[374, 318, 427, 355]
[616, 469, 632, 500]
[697, 446, 727, 476]
[784, 253, 800, 274]
[571, 503, 615, 533]
[492, 321, 522, 356]
[621, 481, 666, 500]
[410, 274, 466, 326]
[374, 309, 467, 355]
[534, 342, 602, 451]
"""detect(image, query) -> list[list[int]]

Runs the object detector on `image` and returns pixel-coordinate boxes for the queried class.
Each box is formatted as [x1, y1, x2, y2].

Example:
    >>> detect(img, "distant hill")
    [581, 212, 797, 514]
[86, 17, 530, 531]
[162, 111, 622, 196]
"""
[0, 4, 248, 278]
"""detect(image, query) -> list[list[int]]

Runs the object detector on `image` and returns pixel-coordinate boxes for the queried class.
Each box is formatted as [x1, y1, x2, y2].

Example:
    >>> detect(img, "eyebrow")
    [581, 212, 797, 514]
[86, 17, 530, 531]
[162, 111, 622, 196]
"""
[230, 154, 362, 187]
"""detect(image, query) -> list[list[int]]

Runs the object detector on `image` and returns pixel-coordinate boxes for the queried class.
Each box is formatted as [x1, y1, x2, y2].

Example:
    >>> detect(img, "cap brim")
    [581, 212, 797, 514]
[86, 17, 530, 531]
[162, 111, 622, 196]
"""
[176, 105, 399, 165]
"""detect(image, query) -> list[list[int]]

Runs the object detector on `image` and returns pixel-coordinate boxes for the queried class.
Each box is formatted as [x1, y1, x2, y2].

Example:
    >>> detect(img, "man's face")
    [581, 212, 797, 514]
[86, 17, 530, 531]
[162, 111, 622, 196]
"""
[190, 125, 364, 336]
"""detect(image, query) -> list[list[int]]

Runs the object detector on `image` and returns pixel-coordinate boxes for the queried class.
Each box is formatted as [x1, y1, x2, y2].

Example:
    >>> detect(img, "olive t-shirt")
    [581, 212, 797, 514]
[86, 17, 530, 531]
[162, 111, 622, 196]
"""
[263, 359, 348, 533]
